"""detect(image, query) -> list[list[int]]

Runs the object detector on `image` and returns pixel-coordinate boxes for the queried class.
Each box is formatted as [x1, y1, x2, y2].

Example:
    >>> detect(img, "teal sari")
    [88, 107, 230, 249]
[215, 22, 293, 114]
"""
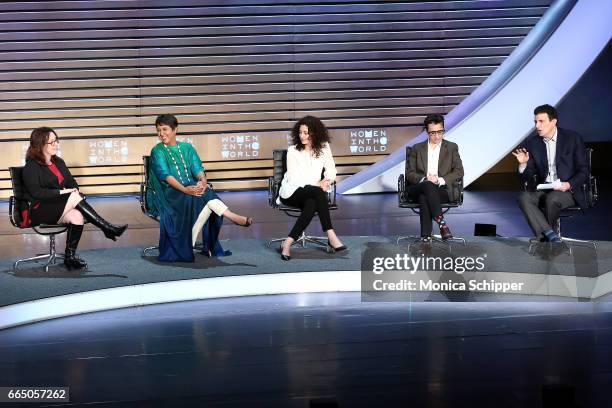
[147, 142, 228, 262]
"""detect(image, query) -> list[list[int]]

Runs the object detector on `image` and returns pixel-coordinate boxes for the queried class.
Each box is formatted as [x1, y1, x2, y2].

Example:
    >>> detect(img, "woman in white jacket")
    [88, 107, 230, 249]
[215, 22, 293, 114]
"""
[278, 116, 346, 260]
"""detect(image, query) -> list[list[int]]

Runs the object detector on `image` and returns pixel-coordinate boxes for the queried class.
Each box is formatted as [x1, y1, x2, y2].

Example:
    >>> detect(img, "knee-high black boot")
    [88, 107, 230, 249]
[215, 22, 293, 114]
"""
[76, 200, 127, 241]
[64, 224, 87, 270]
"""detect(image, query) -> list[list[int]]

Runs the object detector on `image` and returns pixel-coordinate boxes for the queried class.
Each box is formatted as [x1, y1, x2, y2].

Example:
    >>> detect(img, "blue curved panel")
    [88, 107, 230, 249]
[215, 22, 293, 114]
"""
[339, 0, 611, 194]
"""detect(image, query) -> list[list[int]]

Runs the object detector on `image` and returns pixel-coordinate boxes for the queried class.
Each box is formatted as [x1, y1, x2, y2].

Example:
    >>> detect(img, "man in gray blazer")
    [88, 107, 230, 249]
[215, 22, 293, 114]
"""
[406, 113, 464, 240]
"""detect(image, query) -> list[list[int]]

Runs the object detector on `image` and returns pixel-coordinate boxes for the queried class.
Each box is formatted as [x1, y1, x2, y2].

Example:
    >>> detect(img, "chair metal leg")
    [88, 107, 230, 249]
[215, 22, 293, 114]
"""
[557, 220, 597, 250]
[396, 235, 420, 245]
[142, 246, 159, 256]
[267, 232, 331, 252]
[432, 234, 466, 246]
[528, 220, 598, 254]
[302, 234, 332, 252]
[560, 237, 597, 250]
[397, 234, 465, 253]
[267, 237, 286, 247]
[13, 234, 65, 272]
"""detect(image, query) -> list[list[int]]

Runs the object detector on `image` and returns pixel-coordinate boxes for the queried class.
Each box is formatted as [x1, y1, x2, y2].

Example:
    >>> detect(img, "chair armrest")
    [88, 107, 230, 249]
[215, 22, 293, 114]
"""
[523, 174, 538, 192]
[591, 176, 598, 206]
[139, 182, 146, 214]
[397, 174, 406, 204]
[9, 196, 20, 228]
[268, 177, 281, 208]
[327, 181, 337, 206]
[582, 175, 598, 208]
[452, 177, 464, 204]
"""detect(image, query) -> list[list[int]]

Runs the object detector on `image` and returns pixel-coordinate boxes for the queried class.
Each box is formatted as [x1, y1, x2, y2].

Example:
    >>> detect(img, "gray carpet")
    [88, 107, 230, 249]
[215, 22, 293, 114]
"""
[1, 236, 611, 307]
[0, 236, 386, 307]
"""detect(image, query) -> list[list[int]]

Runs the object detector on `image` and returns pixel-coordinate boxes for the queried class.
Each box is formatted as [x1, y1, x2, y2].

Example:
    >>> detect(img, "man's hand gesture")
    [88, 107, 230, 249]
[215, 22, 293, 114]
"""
[512, 148, 529, 164]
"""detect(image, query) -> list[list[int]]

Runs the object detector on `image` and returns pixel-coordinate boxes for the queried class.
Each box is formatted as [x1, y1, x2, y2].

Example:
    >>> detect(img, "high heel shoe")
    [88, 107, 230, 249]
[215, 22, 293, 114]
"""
[76, 200, 127, 241]
[280, 243, 291, 261]
[64, 224, 87, 270]
[64, 251, 88, 270]
[328, 240, 347, 252]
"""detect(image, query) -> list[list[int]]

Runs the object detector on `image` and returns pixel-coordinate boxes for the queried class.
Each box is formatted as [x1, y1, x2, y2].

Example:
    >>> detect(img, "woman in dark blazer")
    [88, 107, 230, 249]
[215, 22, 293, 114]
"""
[22, 127, 127, 270]
[406, 114, 464, 240]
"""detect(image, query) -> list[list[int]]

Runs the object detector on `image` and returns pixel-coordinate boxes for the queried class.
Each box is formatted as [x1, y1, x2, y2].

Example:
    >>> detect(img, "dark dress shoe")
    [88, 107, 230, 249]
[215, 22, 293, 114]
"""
[280, 243, 291, 261]
[64, 250, 87, 270]
[440, 225, 453, 241]
[328, 240, 347, 252]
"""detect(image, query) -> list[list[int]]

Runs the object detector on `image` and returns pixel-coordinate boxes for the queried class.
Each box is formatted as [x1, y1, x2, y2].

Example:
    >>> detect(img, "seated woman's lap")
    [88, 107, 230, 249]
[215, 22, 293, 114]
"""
[281, 185, 327, 208]
[58, 192, 84, 224]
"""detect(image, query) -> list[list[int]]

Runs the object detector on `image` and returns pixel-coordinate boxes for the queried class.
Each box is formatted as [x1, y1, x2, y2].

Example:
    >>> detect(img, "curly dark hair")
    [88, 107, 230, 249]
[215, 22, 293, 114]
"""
[26, 126, 62, 165]
[291, 116, 331, 158]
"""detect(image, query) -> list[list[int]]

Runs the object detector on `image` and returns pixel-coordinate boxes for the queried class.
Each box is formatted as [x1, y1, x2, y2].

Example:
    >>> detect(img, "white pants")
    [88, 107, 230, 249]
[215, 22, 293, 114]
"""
[192, 199, 228, 247]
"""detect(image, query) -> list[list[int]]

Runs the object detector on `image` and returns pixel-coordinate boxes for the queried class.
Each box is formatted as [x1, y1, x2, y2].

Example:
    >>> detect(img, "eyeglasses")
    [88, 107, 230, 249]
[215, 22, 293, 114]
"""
[46, 139, 60, 145]
[427, 130, 445, 137]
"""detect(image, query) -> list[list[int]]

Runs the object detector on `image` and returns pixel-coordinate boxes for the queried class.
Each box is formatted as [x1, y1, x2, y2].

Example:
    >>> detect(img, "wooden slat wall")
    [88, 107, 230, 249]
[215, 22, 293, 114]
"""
[0, 0, 552, 198]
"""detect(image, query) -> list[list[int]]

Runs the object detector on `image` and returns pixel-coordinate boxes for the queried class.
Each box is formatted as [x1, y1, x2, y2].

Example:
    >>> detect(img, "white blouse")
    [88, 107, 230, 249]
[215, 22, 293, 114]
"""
[278, 143, 337, 200]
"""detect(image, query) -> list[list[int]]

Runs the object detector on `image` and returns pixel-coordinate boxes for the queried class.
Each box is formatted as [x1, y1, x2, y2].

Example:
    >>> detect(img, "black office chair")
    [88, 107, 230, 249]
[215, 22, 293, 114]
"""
[396, 146, 465, 248]
[8, 166, 69, 272]
[529, 148, 597, 251]
[267, 149, 338, 252]
[139, 155, 159, 256]
[140, 155, 213, 256]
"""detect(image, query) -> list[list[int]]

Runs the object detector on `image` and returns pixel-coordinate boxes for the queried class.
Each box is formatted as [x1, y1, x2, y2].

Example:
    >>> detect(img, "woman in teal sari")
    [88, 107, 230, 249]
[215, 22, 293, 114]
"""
[147, 114, 252, 262]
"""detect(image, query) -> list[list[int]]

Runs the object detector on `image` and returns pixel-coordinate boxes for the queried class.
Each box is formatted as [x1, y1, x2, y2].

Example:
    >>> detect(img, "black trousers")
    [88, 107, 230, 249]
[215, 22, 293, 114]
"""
[408, 181, 449, 237]
[280, 185, 333, 241]
[517, 190, 576, 238]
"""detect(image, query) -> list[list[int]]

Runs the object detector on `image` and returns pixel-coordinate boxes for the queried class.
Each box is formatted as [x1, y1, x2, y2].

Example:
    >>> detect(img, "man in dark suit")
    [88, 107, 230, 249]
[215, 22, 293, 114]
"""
[513, 104, 589, 242]
[406, 113, 464, 240]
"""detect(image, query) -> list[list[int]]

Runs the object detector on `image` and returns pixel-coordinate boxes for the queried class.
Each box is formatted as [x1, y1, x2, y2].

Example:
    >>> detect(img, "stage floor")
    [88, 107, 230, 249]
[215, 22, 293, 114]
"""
[1, 293, 611, 408]
[1, 177, 610, 329]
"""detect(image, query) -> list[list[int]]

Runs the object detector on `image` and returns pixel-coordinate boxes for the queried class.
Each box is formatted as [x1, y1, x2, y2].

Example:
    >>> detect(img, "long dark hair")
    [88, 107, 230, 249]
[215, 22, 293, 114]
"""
[291, 115, 331, 158]
[26, 127, 61, 165]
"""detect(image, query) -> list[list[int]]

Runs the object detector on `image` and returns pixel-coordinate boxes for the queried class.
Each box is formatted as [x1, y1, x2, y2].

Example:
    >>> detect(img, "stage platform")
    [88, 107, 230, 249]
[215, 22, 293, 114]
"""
[1, 180, 610, 329]
[1, 235, 611, 330]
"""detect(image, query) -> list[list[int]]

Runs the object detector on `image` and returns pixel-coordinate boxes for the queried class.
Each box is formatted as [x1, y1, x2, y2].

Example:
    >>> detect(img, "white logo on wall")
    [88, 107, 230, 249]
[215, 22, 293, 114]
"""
[221, 135, 259, 159]
[349, 129, 388, 154]
[88, 140, 128, 164]
[21, 143, 29, 165]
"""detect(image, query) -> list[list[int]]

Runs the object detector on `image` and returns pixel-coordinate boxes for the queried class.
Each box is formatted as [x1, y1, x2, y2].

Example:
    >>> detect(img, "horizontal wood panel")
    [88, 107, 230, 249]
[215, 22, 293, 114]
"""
[1, 48, 515, 71]
[4, 38, 522, 63]
[0, 27, 533, 53]
[0, 0, 551, 194]
[1, 1, 551, 13]
[0, 10, 547, 32]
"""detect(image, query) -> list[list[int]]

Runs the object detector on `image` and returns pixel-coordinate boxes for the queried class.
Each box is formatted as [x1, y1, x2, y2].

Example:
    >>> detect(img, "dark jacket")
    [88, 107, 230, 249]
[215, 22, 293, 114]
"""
[520, 127, 589, 209]
[406, 139, 464, 201]
[22, 158, 78, 204]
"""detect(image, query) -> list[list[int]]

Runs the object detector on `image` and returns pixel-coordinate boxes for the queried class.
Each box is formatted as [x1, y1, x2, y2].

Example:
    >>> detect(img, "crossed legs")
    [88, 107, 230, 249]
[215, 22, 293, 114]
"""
[408, 181, 451, 237]
[279, 185, 343, 258]
[191, 198, 251, 247]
